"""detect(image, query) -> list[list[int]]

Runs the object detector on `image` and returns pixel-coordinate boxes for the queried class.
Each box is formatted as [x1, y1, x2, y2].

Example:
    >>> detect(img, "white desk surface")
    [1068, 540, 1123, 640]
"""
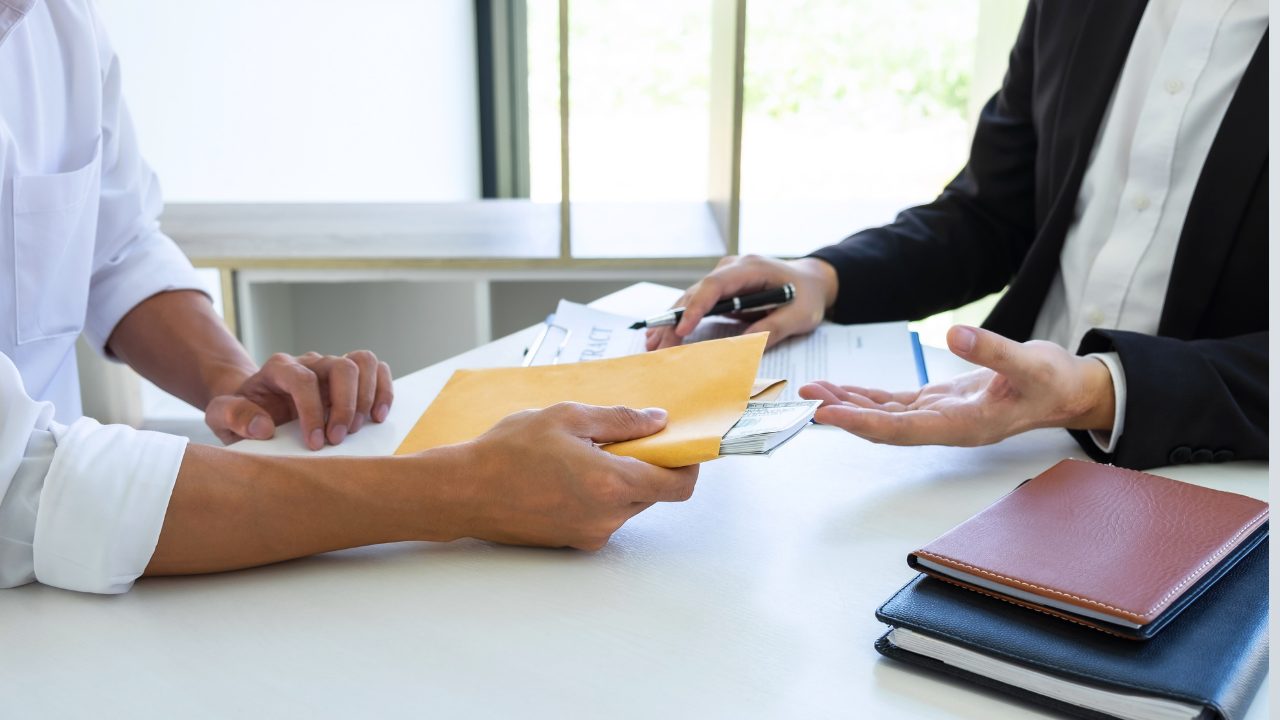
[4, 283, 1267, 719]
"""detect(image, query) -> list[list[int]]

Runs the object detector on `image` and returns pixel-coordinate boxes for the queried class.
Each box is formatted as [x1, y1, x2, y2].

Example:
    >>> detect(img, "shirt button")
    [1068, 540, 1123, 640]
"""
[1134, 195, 1151, 211]
[1165, 79, 1184, 95]
[1085, 308, 1105, 326]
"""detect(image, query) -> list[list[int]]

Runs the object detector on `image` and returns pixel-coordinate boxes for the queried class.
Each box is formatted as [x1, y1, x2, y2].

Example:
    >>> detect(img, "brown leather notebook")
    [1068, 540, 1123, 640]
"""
[908, 459, 1268, 640]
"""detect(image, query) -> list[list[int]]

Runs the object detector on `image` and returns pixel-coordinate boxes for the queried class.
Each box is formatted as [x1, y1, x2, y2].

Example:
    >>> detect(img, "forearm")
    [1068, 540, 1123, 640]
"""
[146, 444, 467, 575]
[107, 290, 257, 409]
[808, 187, 1032, 325]
[1069, 330, 1268, 469]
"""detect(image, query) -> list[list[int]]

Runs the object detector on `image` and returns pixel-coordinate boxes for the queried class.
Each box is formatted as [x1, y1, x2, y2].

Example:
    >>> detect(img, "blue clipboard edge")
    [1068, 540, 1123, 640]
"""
[910, 331, 929, 386]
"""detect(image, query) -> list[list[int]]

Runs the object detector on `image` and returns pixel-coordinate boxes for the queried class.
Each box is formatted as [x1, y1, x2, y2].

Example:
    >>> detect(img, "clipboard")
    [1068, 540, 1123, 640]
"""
[523, 315, 571, 366]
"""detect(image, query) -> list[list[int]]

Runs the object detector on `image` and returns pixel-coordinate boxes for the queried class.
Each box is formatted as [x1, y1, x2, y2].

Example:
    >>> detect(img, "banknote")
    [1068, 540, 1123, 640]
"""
[721, 400, 821, 455]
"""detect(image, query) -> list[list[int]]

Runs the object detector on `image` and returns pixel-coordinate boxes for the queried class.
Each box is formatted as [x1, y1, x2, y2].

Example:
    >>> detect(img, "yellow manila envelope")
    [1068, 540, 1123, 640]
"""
[395, 333, 768, 467]
[750, 378, 786, 400]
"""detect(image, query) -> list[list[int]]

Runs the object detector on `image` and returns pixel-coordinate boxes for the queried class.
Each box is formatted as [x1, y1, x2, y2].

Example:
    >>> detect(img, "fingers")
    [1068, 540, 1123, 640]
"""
[576, 463, 697, 552]
[645, 287, 696, 350]
[836, 384, 920, 406]
[947, 325, 1027, 377]
[647, 255, 829, 352]
[799, 381, 917, 410]
[802, 382, 873, 408]
[645, 255, 784, 350]
[257, 354, 328, 450]
[247, 350, 390, 450]
[624, 463, 699, 503]
[673, 256, 775, 337]
[300, 355, 359, 445]
[328, 351, 394, 431]
[798, 382, 845, 406]
[344, 350, 379, 433]
[332, 352, 393, 433]
[547, 402, 669, 444]
[463, 403, 702, 553]
[741, 309, 792, 349]
[645, 325, 678, 351]
[373, 360, 393, 423]
[813, 405, 951, 446]
[204, 395, 276, 444]
[826, 381, 921, 406]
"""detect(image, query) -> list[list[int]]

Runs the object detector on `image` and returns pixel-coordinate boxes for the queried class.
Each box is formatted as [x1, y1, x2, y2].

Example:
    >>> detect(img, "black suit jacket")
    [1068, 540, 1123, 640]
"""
[809, 0, 1268, 470]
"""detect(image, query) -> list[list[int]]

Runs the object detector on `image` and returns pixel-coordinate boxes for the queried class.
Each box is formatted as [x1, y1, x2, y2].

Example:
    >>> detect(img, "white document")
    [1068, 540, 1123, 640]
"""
[525, 300, 647, 366]
[764, 321, 922, 398]
[529, 301, 924, 400]
[689, 318, 923, 399]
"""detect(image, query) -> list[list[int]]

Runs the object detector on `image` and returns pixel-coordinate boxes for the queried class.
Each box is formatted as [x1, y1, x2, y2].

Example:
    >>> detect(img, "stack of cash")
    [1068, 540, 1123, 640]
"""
[720, 400, 822, 456]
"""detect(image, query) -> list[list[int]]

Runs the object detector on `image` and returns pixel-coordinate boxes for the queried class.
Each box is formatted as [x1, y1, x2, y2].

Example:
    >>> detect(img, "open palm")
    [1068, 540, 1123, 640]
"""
[798, 326, 1117, 447]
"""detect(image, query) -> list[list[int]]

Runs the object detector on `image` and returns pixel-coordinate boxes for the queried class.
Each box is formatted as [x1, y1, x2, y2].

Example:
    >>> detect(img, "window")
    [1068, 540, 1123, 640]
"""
[518, 0, 1027, 260]
[739, 0, 981, 257]
[563, 0, 719, 258]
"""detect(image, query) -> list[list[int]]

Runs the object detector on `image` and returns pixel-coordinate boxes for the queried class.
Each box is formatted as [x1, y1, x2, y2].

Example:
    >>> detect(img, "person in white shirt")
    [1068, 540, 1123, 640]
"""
[0, 0, 697, 594]
[650, 0, 1268, 471]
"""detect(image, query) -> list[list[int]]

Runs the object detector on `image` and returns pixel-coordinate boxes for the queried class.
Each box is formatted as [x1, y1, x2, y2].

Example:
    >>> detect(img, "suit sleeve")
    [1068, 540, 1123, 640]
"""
[809, 0, 1040, 323]
[1068, 330, 1268, 470]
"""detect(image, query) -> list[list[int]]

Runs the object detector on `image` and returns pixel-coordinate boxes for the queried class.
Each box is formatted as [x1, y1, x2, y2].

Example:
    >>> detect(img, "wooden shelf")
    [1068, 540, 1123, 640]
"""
[162, 201, 561, 264]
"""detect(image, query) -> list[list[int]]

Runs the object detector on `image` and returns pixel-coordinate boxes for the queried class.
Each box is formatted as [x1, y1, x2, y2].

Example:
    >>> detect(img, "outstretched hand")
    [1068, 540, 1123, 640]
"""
[799, 325, 1116, 447]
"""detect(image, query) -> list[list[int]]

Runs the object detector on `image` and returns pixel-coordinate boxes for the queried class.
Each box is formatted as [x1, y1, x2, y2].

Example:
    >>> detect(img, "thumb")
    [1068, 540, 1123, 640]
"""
[205, 395, 276, 441]
[947, 325, 1026, 377]
[557, 403, 669, 444]
[742, 314, 787, 349]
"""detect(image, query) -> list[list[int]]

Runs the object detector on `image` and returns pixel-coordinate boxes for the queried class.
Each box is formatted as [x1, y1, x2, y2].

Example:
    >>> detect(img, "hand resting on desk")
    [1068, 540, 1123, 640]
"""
[798, 325, 1116, 447]
[205, 350, 394, 451]
[107, 290, 394, 452]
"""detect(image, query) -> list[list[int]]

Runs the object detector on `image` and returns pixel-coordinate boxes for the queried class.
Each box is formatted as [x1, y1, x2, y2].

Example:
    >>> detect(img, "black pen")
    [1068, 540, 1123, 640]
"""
[629, 283, 796, 330]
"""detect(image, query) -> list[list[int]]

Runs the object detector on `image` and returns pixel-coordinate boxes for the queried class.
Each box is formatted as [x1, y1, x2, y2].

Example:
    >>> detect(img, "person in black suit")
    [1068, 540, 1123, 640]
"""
[649, 0, 1268, 471]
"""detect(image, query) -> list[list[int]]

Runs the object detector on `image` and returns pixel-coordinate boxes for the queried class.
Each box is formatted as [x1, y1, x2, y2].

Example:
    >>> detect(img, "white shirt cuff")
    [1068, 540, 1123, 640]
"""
[32, 418, 186, 593]
[1086, 352, 1126, 455]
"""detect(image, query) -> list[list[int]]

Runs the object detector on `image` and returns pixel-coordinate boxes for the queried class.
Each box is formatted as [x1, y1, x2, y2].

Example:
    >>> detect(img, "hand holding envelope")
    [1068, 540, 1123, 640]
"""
[397, 334, 770, 467]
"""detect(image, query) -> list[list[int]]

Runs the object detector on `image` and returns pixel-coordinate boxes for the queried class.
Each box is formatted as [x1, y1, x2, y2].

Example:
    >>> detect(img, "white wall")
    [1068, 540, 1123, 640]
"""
[94, 0, 480, 202]
[241, 279, 488, 373]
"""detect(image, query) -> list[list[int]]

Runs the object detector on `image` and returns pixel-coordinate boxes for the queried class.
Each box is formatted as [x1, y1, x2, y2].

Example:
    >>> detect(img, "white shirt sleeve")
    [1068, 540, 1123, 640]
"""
[0, 354, 186, 593]
[82, 2, 208, 355]
[1085, 351, 1127, 455]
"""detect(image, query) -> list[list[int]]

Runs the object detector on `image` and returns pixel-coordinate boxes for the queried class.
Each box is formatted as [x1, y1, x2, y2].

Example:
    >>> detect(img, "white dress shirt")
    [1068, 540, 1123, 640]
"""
[1031, 0, 1268, 451]
[0, 0, 204, 592]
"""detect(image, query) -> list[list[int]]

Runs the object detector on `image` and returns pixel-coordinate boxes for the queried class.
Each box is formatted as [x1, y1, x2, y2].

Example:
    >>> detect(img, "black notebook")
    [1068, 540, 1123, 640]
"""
[875, 541, 1268, 720]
